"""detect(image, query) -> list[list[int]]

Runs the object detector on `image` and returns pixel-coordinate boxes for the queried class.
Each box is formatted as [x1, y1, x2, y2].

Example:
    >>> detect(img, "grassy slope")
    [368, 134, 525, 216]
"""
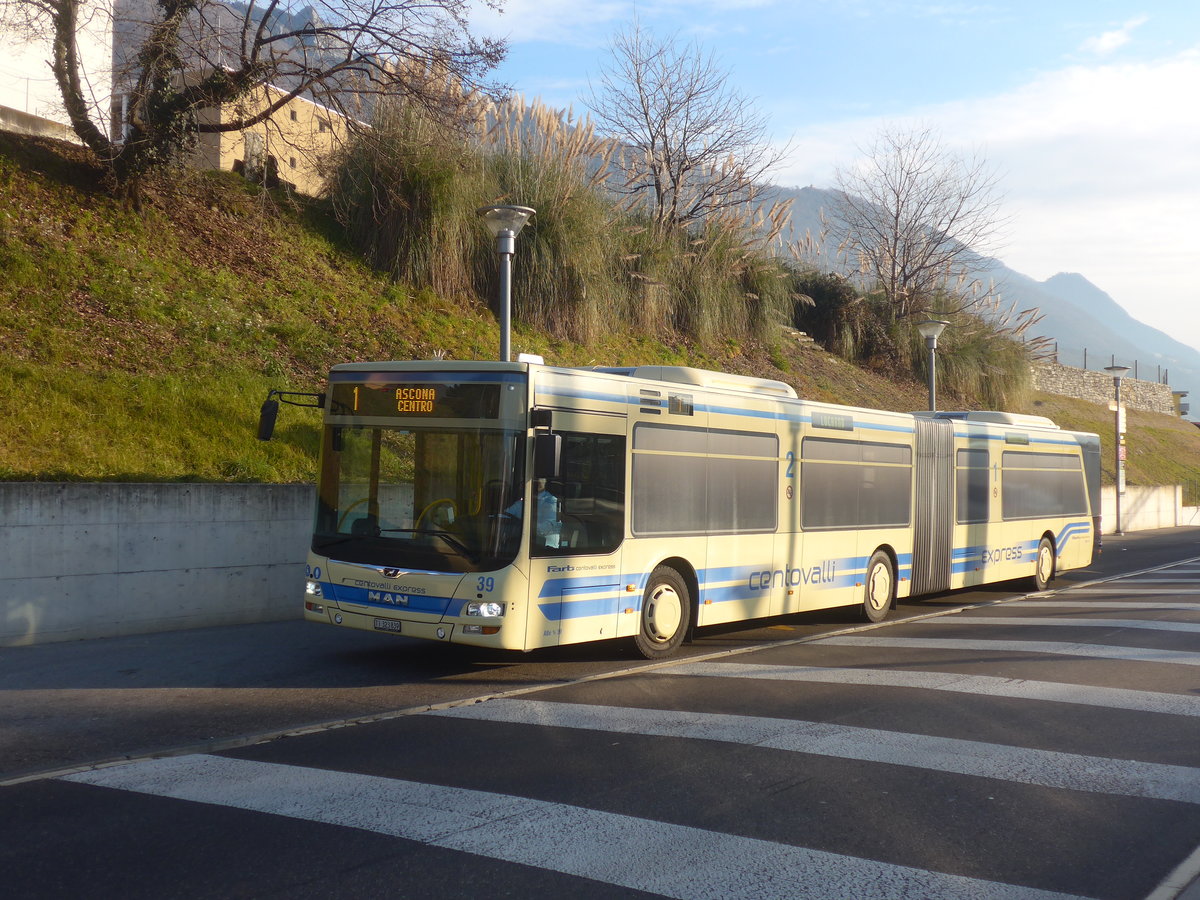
[2, 131, 1198, 495]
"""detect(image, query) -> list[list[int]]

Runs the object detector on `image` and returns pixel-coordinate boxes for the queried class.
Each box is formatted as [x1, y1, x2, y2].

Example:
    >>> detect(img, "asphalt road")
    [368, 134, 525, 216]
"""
[1, 527, 1197, 784]
[1, 526, 1199, 898]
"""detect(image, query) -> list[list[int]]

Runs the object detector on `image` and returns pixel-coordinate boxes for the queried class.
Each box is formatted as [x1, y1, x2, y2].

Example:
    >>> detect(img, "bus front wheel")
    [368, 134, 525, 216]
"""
[635, 566, 691, 659]
[1030, 537, 1055, 592]
[860, 550, 894, 623]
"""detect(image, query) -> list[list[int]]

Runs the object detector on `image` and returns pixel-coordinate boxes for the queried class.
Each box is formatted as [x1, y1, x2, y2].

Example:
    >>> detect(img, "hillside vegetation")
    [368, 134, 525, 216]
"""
[2, 131, 1199, 499]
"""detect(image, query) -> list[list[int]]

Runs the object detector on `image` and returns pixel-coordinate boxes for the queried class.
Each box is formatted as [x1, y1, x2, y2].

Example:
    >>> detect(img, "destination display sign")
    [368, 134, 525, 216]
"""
[329, 381, 503, 419]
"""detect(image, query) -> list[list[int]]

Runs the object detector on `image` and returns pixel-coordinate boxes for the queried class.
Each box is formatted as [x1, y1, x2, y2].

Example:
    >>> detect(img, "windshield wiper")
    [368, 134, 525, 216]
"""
[313, 535, 360, 549]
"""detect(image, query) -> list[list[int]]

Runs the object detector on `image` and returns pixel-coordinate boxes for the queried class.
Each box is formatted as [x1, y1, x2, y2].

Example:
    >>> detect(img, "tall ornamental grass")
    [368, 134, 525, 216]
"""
[327, 97, 795, 348]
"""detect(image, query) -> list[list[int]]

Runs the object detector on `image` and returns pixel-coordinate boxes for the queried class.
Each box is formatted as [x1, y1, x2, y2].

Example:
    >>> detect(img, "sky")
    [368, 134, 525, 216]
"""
[468, 1, 1200, 354]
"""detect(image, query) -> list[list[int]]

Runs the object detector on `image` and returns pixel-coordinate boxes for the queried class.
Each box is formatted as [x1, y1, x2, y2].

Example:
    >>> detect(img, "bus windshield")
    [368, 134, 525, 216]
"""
[312, 424, 526, 574]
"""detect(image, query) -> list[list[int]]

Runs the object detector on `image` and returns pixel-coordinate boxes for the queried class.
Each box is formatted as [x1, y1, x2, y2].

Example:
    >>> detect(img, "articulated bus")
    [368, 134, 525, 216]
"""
[279, 360, 1101, 659]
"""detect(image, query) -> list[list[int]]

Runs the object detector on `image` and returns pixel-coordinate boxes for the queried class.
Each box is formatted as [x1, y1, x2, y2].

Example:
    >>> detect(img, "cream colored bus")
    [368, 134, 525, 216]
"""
[282, 360, 1100, 659]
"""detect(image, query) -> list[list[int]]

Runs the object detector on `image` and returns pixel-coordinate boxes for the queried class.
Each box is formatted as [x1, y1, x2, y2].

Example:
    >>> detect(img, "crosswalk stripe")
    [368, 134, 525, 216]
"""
[820, 636, 1200, 666]
[1118, 570, 1200, 577]
[62, 754, 1085, 900]
[1021, 601, 1200, 610]
[1067, 587, 1200, 595]
[433, 699, 1200, 805]
[658, 661, 1200, 717]
[1118, 578, 1200, 585]
[936, 616, 1200, 634]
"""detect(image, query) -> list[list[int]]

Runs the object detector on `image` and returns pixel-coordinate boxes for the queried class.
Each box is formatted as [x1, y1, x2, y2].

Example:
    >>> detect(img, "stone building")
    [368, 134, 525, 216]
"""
[1, 0, 349, 196]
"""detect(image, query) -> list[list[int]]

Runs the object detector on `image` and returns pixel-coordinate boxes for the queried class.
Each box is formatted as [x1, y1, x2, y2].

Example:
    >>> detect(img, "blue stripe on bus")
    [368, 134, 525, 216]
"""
[542, 385, 1110, 447]
[700, 403, 796, 422]
[537, 574, 623, 599]
[537, 593, 624, 622]
[698, 565, 756, 585]
[324, 582, 456, 615]
[1056, 520, 1092, 551]
[537, 388, 630, 406]
[952, 429, 1086, 447]
[948, 522, 1090, 574]
[538, 387, 923, 435]
[532, 519, 1089, 621]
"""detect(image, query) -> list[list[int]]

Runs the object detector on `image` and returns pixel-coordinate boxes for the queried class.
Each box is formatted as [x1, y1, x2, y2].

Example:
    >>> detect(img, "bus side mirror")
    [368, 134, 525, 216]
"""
[534, 432, 561, 479]
[257, 397, 279, 441]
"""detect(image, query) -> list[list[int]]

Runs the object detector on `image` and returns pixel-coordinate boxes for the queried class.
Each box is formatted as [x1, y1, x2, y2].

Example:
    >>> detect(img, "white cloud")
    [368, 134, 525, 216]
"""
[775, 47, 1200, 349]
[1079, 15, 1149, 56]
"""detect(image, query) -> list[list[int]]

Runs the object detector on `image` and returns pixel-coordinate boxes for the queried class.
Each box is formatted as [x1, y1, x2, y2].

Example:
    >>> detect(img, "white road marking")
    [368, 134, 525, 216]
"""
[433, 699, 1200, 805]
[1063, 587, 1200, 595]
[61, 754, 1086, 900]
[1021, 601, 1200, 610]
[659, 661, 1200, 717]
[819, 636, 1200, 666]
[937, 616, 1200, 634]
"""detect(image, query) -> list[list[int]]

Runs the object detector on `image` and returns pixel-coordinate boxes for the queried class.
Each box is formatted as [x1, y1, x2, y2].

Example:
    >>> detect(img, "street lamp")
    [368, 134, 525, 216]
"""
[477, 204, 535, 362]
[1104, 364, 1131, 535]
[917, 319, 950, 411]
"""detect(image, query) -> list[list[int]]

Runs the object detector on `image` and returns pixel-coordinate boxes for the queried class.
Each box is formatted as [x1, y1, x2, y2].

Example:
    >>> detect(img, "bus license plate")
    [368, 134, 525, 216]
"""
[373, 618, 402, 633]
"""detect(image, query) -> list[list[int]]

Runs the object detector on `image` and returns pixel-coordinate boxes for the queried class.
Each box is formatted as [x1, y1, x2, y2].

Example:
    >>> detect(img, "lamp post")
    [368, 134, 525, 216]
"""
[917, 319, 950, 411]
[1104, 364, 1131, 535]
[477, 205, 535, 362]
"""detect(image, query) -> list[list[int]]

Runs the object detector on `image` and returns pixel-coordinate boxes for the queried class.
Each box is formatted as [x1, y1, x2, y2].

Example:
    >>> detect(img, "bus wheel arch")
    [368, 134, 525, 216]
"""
[1030, 533, 1056, 592]
[634, 560, 695, 659]
[860, 547, 896, 623]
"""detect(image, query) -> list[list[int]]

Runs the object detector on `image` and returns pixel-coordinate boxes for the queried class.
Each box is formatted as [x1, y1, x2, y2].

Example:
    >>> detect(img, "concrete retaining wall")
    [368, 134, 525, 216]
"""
[1, 483, 313, 647]
[1099, 485, 1189, 533]
[3, 481, 1195, 646]
[0, 105, 81, 143]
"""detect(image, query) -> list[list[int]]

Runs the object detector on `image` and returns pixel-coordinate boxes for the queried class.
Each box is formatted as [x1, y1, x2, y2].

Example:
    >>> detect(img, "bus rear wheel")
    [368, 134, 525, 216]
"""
[860, 550, 894, 623]
[1030, 537, 1055, 592]
[635, 566, 691, 659]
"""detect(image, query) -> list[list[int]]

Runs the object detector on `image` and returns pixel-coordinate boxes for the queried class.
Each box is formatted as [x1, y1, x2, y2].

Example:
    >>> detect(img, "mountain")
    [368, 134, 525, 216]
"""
[769, 185, 1200, 408]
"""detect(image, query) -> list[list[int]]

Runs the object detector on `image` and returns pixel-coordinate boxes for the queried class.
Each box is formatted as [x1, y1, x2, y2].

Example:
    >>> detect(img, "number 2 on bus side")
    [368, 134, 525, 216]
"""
[785, 451, 795, 479]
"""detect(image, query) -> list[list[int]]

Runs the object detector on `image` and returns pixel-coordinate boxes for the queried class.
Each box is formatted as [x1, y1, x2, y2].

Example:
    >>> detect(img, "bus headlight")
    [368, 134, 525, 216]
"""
[306, 580, 323, 598]
[466, 601, 505, 617]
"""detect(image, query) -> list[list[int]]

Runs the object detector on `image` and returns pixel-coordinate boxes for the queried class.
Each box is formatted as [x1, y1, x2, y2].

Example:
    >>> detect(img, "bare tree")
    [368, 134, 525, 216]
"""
[586, 20, 787, 233]
[2, 0, 505, 193]
[831, 125, 1007, 321]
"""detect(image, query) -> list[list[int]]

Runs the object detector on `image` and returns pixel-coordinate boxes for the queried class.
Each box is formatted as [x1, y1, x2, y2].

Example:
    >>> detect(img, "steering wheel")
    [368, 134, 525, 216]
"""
[414, 498, 457, 531]
[337, 497, 372, 531]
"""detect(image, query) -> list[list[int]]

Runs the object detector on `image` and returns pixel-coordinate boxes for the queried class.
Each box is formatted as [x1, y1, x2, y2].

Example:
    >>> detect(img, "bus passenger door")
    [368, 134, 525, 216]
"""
[912, 417, 954, 595]
[529, 417, 627, 647]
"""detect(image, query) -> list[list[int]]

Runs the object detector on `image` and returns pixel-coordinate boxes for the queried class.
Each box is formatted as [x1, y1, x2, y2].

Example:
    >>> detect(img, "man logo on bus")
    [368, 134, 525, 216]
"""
[368, 591, 410, 606]
[749, 560, 837, 590]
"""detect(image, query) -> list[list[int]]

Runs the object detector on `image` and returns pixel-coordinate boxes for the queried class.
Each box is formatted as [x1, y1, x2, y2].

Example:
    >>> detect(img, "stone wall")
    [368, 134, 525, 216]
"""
[1031, 362, 1175, 415]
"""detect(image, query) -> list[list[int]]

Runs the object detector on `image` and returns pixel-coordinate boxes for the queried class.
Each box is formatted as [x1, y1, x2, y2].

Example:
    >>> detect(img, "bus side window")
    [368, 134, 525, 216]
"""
[533, 433, 625, 556]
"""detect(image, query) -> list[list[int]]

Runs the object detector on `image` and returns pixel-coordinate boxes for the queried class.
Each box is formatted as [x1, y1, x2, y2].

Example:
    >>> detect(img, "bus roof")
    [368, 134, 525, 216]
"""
[588, 365, 798, 399]
[920, 410, 1061, 429]
[325, 362, 1068, 432]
